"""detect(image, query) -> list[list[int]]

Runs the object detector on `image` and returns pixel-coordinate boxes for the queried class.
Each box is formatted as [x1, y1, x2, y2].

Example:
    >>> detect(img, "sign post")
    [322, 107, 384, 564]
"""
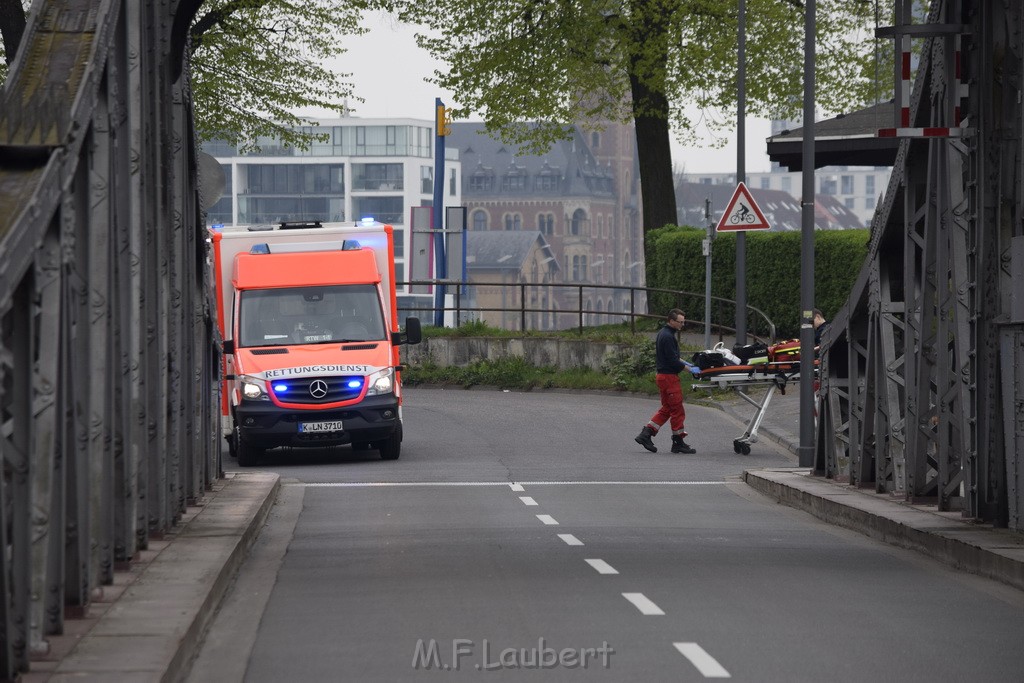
[703, 198, 714, 350]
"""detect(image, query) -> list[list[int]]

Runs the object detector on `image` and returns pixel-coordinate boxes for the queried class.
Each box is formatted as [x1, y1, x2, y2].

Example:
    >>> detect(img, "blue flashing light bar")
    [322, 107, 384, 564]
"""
[347, 379, 363, 389]
[360, 217, 375, 225]
[250, 243, 270, 254]
[273, 383, 288, 393]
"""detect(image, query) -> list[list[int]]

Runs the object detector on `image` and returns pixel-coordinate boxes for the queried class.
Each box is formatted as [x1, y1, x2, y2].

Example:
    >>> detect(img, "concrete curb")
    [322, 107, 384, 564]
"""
[744, 468, 1024, 593]
[38, 471, 280, 683]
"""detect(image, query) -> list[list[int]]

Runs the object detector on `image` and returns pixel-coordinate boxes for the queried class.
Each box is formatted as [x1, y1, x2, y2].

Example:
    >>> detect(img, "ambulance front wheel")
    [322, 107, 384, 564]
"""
[378, 423, 402, 461]
[235, 425, 264, 467]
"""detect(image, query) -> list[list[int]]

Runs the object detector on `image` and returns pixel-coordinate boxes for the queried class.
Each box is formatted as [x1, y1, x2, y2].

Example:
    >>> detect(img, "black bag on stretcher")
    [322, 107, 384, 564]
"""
[731, 342, 769, 363]
[692, 342, 741, 370]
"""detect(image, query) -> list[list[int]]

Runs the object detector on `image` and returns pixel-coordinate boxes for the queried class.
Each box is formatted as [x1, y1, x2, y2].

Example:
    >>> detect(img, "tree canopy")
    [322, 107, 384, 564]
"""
[0, 0, 373, 152]
[397, 0, 887, 232]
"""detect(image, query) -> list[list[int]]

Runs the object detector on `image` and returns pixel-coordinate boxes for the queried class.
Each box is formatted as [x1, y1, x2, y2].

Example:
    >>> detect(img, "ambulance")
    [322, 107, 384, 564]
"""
[210, 220, 421, 465]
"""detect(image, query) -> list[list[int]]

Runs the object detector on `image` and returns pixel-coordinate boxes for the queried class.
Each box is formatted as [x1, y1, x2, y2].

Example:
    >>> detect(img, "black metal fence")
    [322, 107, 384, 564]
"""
[398, 280, 777, 342]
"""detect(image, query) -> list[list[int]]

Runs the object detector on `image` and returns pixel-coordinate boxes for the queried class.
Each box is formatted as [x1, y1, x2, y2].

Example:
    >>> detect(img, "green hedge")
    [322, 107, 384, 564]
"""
[646, 226, 869, 339]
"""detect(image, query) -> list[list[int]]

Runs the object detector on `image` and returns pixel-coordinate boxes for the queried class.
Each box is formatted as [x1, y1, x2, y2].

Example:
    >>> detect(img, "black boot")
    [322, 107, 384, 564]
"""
[634, 426, 657, 452]
[671, 435, 696, 454]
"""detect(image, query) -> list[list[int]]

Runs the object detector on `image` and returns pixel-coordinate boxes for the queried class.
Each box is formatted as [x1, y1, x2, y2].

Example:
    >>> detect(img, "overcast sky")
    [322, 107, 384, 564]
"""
[297, 14, 773, 175]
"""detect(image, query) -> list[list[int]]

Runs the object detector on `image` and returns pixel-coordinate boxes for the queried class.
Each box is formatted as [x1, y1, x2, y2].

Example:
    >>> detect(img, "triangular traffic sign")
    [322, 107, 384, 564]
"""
[716, 182, 771, 232]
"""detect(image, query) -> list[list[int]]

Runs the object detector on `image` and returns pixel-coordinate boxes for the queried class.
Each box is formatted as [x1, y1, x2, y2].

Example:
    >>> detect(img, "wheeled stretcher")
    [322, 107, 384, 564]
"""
[689, 360, 817, 455]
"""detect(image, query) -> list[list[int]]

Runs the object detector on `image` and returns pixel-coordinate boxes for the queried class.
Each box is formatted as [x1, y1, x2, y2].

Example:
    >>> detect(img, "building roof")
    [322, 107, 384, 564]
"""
[466, 231, 559, 272]
[766, 101, 900, 171]
[675, 181, 864, 231]
[447, 122, 616, 199]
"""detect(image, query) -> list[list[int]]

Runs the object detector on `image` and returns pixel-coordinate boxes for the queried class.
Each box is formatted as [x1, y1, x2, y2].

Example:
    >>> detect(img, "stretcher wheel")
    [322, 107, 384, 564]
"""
[733, 439, 742, 454]
[740, 443, 751, 455]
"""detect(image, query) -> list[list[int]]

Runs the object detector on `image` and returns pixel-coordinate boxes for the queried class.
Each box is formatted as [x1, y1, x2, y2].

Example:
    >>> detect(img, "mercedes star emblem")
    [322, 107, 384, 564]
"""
[309, 379, 329, 399]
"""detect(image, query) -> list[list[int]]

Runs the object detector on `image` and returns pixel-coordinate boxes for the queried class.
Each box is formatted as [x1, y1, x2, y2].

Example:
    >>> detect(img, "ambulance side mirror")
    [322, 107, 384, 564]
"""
[394, 317, 422, 346]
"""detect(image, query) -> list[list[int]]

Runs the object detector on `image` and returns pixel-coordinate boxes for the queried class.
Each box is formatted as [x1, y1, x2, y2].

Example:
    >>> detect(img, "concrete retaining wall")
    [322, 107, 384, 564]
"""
[402, 336, 639, 371]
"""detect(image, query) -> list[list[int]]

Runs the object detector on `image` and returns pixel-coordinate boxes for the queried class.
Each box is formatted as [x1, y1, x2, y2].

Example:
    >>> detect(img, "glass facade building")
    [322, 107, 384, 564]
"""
[202, 117, 461, 318]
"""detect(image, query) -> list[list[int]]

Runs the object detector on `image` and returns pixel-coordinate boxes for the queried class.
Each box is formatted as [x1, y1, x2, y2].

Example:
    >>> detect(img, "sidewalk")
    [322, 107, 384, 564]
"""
[711, 387, 1024, 594]
[24, 471, 280, 683]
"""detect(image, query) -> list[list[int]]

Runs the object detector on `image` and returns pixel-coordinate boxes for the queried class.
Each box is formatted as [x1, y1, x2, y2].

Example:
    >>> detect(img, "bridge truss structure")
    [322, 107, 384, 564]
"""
[817, 0, 1024, 531]
[0, 0, 215, 677]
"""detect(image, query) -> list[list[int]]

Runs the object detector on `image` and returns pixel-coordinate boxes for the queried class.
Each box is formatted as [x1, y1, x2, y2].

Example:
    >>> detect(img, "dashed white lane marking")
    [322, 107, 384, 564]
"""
[585, 559, 618, 575]
[536, 514, 559, 525]
[673, 643, 731, 678]
[622, 593, 664, 615]
[296, 481, 727, 487]
[557, 534, 584, 546]
[519, 496, 538, 506]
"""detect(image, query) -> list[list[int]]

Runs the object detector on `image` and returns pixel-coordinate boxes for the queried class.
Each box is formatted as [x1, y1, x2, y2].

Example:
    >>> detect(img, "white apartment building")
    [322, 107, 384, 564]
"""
[203, 117, 462, 293]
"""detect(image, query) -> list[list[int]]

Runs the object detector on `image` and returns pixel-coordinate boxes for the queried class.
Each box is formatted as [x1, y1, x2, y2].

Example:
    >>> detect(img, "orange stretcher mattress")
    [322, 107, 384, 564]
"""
[696, 361, 801, 378]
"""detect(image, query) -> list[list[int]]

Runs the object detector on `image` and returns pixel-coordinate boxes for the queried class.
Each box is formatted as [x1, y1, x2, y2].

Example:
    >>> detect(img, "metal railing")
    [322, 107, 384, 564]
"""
[398, 280, 777, 342]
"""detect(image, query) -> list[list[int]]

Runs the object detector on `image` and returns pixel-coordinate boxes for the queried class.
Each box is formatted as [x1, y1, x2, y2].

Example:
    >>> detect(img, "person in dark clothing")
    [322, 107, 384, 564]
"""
[813, 308, 829, 346]
[634, 309, 700, 454]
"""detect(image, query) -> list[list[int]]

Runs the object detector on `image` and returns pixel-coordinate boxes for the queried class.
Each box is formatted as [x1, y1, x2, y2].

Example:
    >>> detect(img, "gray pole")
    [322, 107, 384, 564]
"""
[735, 0, 747, 345]
[704, 198, 713, 350]
[798, 0, 816, 468]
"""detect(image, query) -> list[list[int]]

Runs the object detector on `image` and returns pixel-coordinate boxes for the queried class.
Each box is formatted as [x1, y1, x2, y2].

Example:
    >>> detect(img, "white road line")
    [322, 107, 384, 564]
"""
[584, 559, 619, 575]
[295, 481, 727, 487]
[557, 534, 584, 546]
[536, 514, 559, 525]
[622, 593, 664, 615]
[673, 642, 731, 678]
[519, 496, 538, 506]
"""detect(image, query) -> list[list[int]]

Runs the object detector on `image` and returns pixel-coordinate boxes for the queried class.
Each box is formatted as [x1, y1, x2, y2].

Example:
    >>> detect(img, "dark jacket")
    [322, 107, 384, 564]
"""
[655, 324, 687, 375]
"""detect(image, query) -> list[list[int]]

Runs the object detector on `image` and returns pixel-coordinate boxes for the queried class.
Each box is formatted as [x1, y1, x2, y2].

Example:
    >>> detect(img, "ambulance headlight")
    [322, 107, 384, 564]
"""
[365, 368, 394, 396]
[240, 376, 268, 401]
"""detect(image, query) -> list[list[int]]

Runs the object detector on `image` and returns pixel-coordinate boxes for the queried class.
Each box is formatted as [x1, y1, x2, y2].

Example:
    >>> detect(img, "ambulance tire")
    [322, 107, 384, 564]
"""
[235, 426, 263, 467]
[378, 423, 402, 461]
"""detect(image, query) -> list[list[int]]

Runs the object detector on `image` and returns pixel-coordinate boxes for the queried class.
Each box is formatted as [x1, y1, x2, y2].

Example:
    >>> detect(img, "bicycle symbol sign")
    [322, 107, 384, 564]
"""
[716, 182, 771, 232]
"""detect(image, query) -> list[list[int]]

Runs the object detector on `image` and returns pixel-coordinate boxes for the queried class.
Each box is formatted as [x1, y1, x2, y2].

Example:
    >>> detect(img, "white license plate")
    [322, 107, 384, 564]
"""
[298, 420, 344, 433]
[303, 334, 332, 342]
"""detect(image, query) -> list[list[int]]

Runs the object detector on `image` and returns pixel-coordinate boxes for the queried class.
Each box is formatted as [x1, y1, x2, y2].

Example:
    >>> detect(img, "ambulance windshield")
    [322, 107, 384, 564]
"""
[239, 284, 386, 347]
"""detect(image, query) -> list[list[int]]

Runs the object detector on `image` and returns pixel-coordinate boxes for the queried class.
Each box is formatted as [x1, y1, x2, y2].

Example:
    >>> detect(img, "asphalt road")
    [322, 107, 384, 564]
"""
[187, 388, 1024, 682]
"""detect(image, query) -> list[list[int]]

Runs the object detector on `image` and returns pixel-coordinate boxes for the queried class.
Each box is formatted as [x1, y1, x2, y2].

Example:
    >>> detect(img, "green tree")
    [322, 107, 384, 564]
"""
[0, 0, 370, 152]
[397, 0, 885, 235]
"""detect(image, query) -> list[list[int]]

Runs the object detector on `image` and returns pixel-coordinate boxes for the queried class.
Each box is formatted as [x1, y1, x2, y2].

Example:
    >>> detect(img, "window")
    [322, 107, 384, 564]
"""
[760, 177, 770, 189]
[841, 175, 854, 194]
[535, 175, 559, 191]
[472, 210, 488, 231]
[504, 213, 522, 231]
[502, 174, 526, 191]
[781, 176, 791, 193]
[845, 198, 856, 209]
[421, 166, 432, 194]
[865, 196, 876, 209]
[538, 213, 554, 235]
[591, 132, 600, 149]
[865, 175, 875, 195]
[469, 174, 494, 192]
[570, 208, 586, 235]
[449, 169, 457, 196]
